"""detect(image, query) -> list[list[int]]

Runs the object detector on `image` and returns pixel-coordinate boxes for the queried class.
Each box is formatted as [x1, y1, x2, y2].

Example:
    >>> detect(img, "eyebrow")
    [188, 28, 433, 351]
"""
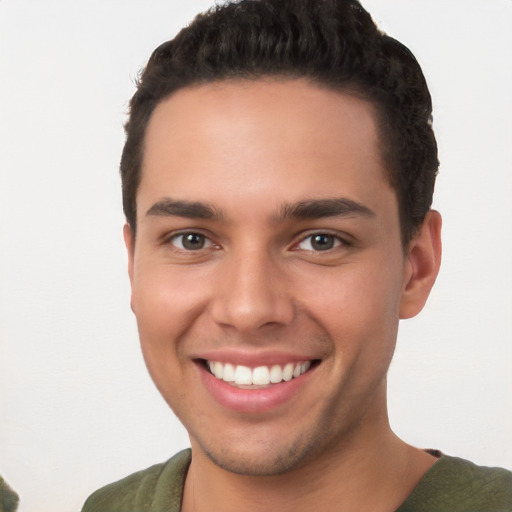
[146, 198, 224, 220]
[275, 198, 375, 222]
[145, 197, 374, 223]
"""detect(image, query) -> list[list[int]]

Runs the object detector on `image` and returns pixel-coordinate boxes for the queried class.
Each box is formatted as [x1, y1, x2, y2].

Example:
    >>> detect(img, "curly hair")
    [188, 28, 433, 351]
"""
[121, 0, 438, 244]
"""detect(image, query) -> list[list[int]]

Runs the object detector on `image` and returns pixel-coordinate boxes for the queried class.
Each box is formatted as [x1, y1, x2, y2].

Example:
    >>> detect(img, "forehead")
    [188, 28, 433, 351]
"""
[139, 79, 394, 219]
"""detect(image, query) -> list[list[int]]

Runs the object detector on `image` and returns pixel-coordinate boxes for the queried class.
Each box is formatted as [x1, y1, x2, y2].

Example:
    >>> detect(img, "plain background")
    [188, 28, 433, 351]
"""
[1, 1, 511, 510]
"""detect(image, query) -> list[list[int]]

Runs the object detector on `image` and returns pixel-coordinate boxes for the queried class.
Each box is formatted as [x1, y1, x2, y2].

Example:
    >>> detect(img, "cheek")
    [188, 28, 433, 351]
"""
[130, 270, 203, 413]
[131, 266, 209, 360]
[305, 262, 402, 318]
[297, 259, 404, 356]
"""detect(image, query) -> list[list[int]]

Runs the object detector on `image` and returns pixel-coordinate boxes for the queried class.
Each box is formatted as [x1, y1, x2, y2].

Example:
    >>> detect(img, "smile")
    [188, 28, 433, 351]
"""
[206, 360, 312, 387]
[198, 357, 319, 413]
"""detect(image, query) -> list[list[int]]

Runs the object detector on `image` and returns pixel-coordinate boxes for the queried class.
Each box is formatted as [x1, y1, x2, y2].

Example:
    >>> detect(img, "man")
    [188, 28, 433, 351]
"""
[82, 0, 512, 510]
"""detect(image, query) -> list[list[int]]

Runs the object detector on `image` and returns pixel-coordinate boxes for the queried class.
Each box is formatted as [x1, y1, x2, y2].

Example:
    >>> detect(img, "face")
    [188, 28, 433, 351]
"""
[126, 79, 418, 475]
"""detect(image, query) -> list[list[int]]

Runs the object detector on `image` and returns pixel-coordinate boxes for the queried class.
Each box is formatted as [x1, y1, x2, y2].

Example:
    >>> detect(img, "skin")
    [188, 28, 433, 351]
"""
[124, 79, 442, 511]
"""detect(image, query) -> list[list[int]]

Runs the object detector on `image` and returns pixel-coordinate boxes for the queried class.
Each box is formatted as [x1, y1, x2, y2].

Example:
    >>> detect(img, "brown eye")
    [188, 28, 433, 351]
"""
[171, 232, 212, 251]
[297, 233, 343, 252]
[311, 234, 335, 251]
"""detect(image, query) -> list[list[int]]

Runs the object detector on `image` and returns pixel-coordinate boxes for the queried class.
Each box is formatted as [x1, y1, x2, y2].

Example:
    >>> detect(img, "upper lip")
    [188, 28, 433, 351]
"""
[192, 349, 320, 367]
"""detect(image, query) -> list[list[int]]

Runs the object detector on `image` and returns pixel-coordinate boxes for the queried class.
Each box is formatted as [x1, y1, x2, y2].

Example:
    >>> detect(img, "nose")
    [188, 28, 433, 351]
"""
[210, 248, 295, 334]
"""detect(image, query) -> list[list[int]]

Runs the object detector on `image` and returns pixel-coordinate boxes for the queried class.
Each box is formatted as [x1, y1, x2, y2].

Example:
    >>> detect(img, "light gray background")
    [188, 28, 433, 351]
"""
[1, 1, 511, 510]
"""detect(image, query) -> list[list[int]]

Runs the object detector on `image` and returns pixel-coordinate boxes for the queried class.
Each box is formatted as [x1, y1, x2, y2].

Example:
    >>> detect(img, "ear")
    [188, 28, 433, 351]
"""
[399, 210, 442, 319]
[123, 223, 135, 288]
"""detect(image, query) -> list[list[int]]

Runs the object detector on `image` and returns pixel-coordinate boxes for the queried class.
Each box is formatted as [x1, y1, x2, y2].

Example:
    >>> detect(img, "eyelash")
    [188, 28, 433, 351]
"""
[165, 230, 350, 254]
[294, 232, 348, 252]
[166, 232, 216, 252]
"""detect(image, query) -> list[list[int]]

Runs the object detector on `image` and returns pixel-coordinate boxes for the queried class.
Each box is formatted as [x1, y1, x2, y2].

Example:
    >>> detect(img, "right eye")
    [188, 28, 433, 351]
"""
[169, 232, 214, 251]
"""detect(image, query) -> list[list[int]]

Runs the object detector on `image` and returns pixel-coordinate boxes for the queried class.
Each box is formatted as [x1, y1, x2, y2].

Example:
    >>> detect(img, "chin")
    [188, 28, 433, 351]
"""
[193, 426, 326, 477]
[203, 446, 306, 476]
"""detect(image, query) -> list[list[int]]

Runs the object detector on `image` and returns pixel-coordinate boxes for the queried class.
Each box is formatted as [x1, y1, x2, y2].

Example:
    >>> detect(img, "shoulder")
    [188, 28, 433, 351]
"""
[432, 455, 512, 501]
[0, 475, 20, 512]
[398, 455, 512, 512]
[81, 449, 191, 512]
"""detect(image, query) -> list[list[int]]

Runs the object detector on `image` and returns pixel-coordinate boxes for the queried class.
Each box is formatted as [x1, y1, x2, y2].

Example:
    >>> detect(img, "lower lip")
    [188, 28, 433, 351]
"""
[199, 363, 315, 414]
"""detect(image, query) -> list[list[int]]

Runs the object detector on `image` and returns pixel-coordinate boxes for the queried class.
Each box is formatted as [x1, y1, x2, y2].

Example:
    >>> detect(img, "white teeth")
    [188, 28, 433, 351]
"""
[234, 365, 253, 385]
[252, 366, 270, 385]
[207, 360, 313, 386]
[282, 363, 294, 381]
[223, 363, 235, 382]
[213, 361, 223, 379]
[269, 365, 282, 384]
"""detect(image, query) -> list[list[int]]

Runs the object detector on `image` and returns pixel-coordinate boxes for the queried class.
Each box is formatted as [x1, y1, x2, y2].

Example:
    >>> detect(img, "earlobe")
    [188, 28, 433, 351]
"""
[399, 210, 442, 319]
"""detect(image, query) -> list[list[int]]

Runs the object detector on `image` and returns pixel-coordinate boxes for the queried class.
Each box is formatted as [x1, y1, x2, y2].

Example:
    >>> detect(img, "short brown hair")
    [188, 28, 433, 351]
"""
[121, 0, 438, 244]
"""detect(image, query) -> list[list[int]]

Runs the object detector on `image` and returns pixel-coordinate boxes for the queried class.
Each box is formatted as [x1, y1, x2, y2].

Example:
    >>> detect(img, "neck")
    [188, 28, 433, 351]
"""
[182, 389, 436, 512]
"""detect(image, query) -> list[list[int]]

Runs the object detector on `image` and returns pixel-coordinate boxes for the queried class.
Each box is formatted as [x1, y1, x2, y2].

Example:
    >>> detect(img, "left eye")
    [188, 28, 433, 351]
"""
[170, 233, 213, 251]
[297, 234, 343, 252]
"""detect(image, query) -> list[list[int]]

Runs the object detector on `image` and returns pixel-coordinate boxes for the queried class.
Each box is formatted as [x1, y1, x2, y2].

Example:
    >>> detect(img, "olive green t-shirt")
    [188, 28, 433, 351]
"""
[82, 449, 512, 512]
[0, 476, 19, 512]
